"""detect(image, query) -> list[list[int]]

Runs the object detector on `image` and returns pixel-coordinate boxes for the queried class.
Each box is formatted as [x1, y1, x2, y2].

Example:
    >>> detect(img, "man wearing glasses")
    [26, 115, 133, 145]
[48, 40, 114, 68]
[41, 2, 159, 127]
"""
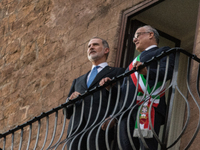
[100, 25, 175, 149]
[120, 25, 175, 150]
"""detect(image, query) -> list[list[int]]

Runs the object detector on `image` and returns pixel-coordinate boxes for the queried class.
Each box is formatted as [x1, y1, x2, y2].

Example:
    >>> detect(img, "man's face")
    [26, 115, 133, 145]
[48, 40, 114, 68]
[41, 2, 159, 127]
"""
[133, 27, 152, 52]
[87, 38, 108, 63]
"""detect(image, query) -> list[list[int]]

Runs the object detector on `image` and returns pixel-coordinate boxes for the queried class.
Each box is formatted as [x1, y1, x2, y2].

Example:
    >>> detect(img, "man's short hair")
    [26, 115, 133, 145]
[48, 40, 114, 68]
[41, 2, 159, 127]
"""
[90, 37, 109, 48]
[143, 25, 159, 44]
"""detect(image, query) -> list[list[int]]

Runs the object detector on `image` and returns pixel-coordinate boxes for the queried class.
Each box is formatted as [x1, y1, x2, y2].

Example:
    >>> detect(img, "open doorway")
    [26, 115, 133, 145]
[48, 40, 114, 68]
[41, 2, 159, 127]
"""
[115, 0, 199, 68]
[115, 0, 199, 149]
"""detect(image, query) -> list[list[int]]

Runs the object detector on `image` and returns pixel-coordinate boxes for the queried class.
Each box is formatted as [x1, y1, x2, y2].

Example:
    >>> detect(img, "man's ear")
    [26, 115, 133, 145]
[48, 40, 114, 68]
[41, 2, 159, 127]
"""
[149, 32, 154, 39]
[104, 48, 109, 54]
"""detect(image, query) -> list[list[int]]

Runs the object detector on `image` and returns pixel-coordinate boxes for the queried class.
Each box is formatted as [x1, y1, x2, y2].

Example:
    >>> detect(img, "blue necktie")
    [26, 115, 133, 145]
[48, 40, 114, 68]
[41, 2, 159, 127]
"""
[87, 66, 99, 88]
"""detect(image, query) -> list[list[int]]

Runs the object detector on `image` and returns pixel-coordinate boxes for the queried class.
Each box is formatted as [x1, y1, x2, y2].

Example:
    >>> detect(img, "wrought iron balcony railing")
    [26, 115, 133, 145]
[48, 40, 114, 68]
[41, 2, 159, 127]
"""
[0, 48, 199, 150]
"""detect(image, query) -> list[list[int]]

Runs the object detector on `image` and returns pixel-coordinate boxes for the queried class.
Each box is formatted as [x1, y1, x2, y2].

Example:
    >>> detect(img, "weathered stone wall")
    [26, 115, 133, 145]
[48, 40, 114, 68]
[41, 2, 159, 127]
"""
[1, 0, 199, 149]
[0, 0, 143, 149]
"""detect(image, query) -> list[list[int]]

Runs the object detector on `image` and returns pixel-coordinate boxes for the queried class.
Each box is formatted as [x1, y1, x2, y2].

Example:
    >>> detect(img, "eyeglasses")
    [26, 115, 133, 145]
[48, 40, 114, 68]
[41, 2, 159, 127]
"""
[133, 32, 150, 40]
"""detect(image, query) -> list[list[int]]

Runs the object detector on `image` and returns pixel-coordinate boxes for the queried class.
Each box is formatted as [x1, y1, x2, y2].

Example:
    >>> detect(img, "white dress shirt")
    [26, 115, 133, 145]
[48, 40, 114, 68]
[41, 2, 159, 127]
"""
[145, 45, 157, 51]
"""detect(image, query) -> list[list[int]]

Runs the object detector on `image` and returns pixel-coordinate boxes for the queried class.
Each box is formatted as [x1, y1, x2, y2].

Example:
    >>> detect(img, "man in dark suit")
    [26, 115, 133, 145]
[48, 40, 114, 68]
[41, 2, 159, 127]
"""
[119, 25, 175, 150]
[66, 37, 125, 150]
[100, 25, 175, 150]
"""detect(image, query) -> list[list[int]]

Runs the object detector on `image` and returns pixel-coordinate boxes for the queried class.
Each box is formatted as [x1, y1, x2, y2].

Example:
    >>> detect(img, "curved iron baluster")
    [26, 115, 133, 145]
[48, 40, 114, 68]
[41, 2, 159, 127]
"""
[86, 90, 103, 150]
[41, 115, 49, 150]
[33, 119, 41, 150]
[163, 51, 180, 146]
[95, 87, 113, 150]
[147, 56, 170, 147]
[105, 118, 116, 149]
[11, 133, 14, 150]
[110, 80, 122, 115]
[126, 68, 148, 149]
[166, 85, 190, 149]
[46, 111, 58, 149]
[117, 114, 125, 150]
[184, 57, 200, 149]
[116, 76, 130, 150]
[165, 55, 193, 149]
[18, 128, 23, 150]
[61, 138, 68, 150]
[61, 101, 85, 149]
[126, 106, 140, 150]
[116, 73, 141, 149]
[147, 84, 173, 149]
[68, 101, 84, 137]
[52, 108, 67, 150]
[104, 81, 121, 150]
[26, 124, 32, 150]
[70, 95, 93, 149]
[67, 105, 76, 137]
[3, 137, 6, 150]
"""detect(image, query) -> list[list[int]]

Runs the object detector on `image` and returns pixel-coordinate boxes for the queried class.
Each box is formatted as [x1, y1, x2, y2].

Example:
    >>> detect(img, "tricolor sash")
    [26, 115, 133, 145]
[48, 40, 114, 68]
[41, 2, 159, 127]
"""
[129, 54, 165, 138]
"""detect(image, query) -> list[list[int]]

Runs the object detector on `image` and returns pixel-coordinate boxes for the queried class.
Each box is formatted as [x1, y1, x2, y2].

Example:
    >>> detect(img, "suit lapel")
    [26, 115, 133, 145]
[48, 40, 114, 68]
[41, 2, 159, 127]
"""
[80, 72, 89, 89]
[88, 66, 113, 88]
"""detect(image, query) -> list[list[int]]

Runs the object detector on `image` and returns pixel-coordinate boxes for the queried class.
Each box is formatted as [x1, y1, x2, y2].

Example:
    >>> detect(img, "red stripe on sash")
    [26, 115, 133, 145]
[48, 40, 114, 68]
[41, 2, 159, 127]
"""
[129, 63, 143, 93]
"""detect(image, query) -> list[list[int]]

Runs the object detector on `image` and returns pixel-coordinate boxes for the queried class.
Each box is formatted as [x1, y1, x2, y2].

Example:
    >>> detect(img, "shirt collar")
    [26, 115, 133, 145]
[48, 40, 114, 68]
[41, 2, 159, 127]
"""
[145, 45, 157, 51]
[91, 62, 108, 70]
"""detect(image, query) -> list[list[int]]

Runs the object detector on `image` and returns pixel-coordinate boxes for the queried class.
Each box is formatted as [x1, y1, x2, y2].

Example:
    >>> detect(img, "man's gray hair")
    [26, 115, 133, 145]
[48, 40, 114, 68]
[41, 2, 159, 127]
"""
[143, 25, 159, 44]
[90, 37, 109, 49]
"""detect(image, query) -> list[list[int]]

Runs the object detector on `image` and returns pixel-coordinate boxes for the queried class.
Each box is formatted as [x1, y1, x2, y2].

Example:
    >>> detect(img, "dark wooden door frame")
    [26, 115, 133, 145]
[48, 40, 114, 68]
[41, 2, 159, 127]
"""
[115, 0, 164, 67]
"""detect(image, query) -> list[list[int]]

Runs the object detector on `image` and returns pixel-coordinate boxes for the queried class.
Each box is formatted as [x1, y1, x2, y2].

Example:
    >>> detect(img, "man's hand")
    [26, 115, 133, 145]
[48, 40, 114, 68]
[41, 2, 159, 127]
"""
[133, 61, 147, 76]
[69, 91, 81, 100]
[99, 77, 112, 91]
[101, 116, 117, 130]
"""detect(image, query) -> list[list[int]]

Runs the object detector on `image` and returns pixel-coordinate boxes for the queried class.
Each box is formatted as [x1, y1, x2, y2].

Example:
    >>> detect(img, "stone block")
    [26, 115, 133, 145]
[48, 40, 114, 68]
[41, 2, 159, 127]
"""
[11, 18, 23, 32]
[17, 3, 35, 20]
[1, 83, 12, 97]
[7, 1, 18, 14]
[4, 100, 20, 119]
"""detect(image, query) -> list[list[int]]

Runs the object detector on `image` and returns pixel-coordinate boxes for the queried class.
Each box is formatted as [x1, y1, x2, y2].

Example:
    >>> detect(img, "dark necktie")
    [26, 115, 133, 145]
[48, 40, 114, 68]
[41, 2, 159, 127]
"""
[87, 66, 99, 88]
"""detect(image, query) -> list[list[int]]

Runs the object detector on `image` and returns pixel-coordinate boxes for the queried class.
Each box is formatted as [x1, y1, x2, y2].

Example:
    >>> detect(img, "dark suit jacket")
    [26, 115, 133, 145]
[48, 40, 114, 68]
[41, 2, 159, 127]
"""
[121, 46, 175, 121]
[67, 66, 125, 134]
